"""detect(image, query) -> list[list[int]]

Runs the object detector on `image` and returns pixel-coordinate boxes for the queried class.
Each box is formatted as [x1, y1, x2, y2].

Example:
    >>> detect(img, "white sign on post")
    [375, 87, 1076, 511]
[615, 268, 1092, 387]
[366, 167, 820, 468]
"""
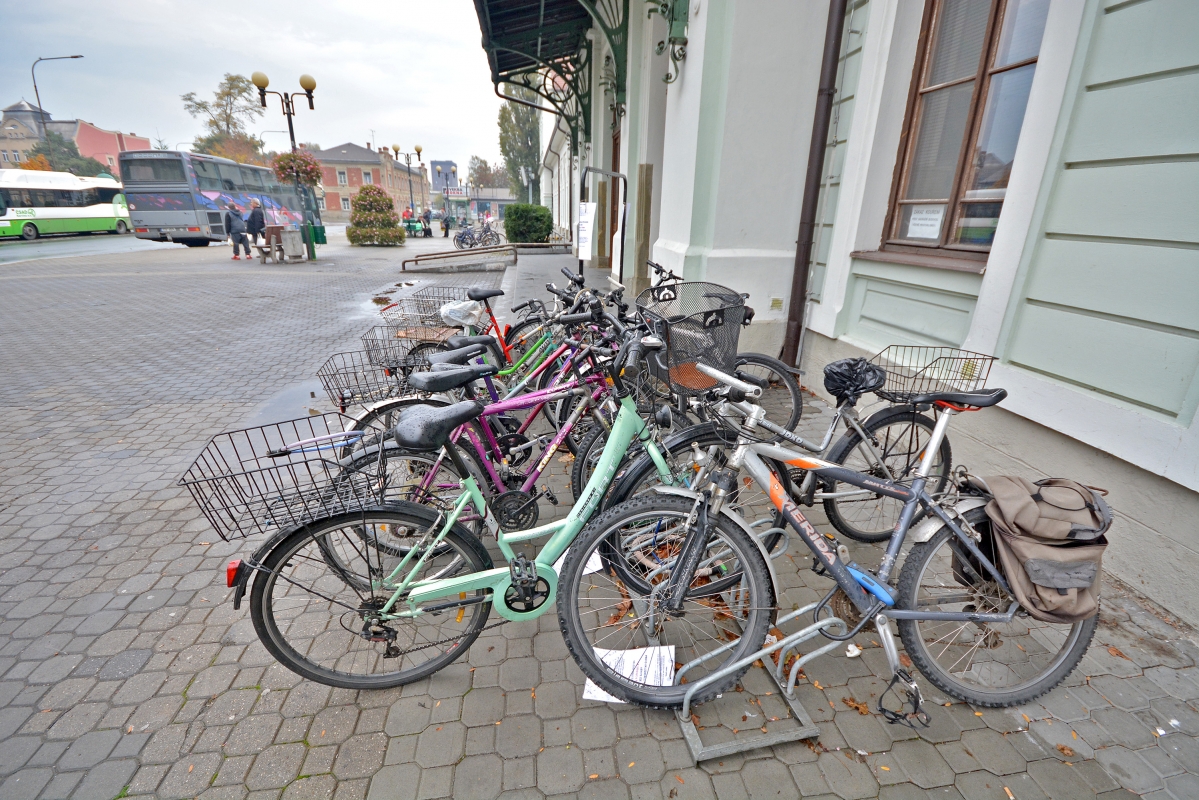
[577, 202, 597, 262]
[610, 203, 626, 276]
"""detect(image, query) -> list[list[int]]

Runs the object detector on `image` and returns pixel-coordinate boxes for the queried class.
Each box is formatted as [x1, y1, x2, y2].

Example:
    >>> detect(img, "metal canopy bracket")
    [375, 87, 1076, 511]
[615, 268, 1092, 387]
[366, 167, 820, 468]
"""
[577, 0, 630, 107]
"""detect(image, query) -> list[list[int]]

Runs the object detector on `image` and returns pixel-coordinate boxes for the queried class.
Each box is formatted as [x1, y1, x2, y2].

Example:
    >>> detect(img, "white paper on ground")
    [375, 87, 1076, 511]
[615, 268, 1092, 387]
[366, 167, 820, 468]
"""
[582, 645, 676, 704]
[552, 548, 602, 576]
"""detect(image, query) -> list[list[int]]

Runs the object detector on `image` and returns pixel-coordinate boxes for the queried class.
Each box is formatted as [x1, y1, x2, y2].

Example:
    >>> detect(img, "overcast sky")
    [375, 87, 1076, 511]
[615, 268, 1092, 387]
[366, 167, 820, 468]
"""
[6, 0, 505, 167]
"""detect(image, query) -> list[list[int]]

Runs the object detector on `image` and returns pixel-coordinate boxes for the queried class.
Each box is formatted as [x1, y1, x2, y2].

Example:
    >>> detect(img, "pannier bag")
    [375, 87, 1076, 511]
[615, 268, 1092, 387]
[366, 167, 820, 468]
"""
[823, 358, 886, 406]
[983, 476, 1111, 624]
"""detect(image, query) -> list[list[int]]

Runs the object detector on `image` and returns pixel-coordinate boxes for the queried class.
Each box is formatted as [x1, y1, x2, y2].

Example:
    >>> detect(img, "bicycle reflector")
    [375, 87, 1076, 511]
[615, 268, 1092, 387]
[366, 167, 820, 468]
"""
[227, 559, 242, 588]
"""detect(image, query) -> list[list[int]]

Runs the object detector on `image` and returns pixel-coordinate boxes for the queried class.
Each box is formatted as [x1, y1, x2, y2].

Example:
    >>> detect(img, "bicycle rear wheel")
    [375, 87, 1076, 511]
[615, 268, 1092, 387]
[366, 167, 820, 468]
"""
[734, 353, 803, 433]
[250, 505, 493, 689]
[557, 495, 774, 709]
[895, 507, 1096, 707]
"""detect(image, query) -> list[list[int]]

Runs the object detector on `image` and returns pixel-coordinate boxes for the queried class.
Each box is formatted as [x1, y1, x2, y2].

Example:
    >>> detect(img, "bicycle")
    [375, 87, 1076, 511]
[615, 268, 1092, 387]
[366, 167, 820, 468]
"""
[557, 359, 1096, 717]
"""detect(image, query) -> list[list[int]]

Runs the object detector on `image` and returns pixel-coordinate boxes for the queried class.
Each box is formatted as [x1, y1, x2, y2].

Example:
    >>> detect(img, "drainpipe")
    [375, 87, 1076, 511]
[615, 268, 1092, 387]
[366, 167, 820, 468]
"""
[780, 0, 849, 368]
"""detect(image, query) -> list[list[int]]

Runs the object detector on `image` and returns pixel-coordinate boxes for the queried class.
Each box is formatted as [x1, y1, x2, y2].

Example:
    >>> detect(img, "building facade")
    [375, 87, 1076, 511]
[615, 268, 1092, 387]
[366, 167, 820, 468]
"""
[474, 0, 1199, 623]
[0, 101, 150, 174]
[309, 142, 431, 222]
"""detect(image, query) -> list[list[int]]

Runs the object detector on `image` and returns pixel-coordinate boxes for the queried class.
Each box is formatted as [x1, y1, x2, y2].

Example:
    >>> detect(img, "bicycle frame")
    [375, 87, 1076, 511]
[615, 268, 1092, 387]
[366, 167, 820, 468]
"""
[728, 402, 1016, 623]
[379, 395, 674, 623]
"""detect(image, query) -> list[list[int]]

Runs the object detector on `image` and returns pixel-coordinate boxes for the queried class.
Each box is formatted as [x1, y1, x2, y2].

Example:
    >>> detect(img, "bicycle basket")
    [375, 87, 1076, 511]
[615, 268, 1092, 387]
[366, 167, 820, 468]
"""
[378, 299, 457, 344]
[869, 346, 997, 403]
[360, 326, 434, 369]
[178, 413, 385, 541]
[316, 351, 415, 412]
[410, 286, 472, 324]
[636, 281, 745, 396]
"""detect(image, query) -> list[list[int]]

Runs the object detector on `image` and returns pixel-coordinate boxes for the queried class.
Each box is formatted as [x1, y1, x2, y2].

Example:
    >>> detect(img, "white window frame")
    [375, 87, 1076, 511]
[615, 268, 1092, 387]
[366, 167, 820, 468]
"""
[363, 170, 373, 185]
[337, 170, 347, 186]
[341, 196, 351, 211]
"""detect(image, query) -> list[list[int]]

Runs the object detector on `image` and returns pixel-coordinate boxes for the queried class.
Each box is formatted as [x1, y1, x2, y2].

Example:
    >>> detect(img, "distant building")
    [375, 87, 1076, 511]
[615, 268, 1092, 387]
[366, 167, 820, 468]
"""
[0, 100, 151, 175]
[309, 142, 430, 222]
[429, 160, 458, 192]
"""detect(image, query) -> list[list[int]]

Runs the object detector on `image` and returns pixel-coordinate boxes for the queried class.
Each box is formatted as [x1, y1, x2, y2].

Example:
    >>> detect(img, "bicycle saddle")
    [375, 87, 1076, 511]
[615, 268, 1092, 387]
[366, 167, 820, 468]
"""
[426, 343, 486, 366]
[467, 287, 504, 301]
[445, 334, 499, 350]
[408, 363, 497, 393]
[908, 387, 1008, 408]
[391, 400, 484, 452]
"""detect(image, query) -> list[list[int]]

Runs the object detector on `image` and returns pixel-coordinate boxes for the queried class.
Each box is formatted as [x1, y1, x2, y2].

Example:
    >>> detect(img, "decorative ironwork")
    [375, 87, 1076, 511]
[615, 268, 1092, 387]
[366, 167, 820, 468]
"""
[497, 37, 593, 153]
[648, 0, 689, 83]
[578, 0, 630, 106]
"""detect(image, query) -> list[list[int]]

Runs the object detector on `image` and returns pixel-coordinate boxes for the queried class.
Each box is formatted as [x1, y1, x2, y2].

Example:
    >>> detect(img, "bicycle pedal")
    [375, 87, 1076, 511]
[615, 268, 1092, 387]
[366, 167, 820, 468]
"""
[541, 485, 559, 505]
[509, 554, 537, 587]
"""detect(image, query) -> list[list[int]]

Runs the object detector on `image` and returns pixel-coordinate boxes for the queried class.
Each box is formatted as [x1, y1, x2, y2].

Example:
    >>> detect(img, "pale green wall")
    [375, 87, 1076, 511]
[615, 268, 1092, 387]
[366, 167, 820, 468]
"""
[1001, 0, 1199, 424]
[839, 259, 983, 348]
[810, 0, 871, 304]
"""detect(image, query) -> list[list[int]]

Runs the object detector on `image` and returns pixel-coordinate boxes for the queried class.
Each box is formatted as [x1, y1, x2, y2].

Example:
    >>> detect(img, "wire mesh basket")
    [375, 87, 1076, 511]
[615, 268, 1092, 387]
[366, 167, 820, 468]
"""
[360, 326, 435, 370]
[636, 282, 746, 396]
[378, 287, 471, 344]
[869, 346, 997, 404]
[178, 413, 386, 541]
[317, 351, 416, 412]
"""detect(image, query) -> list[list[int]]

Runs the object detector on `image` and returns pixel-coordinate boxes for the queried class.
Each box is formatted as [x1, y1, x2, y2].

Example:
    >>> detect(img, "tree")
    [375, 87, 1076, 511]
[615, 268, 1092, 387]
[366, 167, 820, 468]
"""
[347, 184, 405, 246]
[498, 87, 541, 201]
[27, 132, 105, 176]
[192, 132, 272, 165]
[153, 134, 171, 151]
[20, 154, 52, 171]
[182, 74, 264, 137]
[468, 156, 507, 188]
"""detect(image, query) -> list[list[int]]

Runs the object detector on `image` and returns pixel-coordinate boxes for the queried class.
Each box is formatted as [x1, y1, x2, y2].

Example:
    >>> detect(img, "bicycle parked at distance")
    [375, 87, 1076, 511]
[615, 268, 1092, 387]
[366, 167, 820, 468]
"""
[453, 221, 504, 249]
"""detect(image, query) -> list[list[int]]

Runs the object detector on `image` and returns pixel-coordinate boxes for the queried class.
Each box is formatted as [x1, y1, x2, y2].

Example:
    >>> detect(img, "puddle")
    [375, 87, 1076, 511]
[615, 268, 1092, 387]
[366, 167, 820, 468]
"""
[244, 379, 328, 427]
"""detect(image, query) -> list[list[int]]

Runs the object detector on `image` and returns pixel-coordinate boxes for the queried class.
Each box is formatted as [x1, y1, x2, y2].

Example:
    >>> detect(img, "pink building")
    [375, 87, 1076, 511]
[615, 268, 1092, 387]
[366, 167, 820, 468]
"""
[46, 119, 151, 176]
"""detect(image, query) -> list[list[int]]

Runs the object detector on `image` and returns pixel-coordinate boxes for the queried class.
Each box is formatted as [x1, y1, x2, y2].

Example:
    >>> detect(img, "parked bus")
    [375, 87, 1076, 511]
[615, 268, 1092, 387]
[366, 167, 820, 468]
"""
[0, 169, 130, 240]
[118, 151, 317, 247]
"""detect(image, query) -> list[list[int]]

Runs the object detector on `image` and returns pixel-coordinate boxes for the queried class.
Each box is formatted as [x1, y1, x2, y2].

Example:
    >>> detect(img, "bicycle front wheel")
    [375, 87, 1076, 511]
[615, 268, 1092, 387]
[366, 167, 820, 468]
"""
[895, 507, 1096, 707]
[822, 408, 951, 542]
[734, 353, 803, 433]
[250, 506, 493, 689]
[556, 495, 774, 709]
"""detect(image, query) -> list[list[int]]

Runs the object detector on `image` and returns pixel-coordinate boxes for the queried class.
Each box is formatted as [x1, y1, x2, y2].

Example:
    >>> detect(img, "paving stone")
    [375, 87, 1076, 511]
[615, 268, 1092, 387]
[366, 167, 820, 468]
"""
[461, 687, 505, 727]
[615, 737, 665, 784]
[540, 745, 586, 794]
[333, 733, 387, 780]
[889, 739, 955, 788]
[573, 706, 619, 750]
[41, 770, 83, 799]
[495, 714, 542, 759]
[536, 680, 580, 719]
[367, 764, 420, 800]
[159, 752, 223, 799]
[959, 728, 1026, 775]
[579, 777, 633, 800]
[0, 767, 52, 800]
[415, 721, 466, 768]
[282, 774, 338, 800]
[833, 711, 891, 754]
[1092, 746, 1165, 794]
[97, 648, 152, 680]
[58, 728, 121, 769]
[739, 757, 798, 798]
[1148, 696, 1199, 736]
[1090, 675, 1151, 712]
[1157, 733, 1199, 772]
[1092, 706, 1158, 748]
[1027, 758, 1100, 798]
[953, 770, 1017, 799]
[1164, 771, 1199, 799]
[1029, 719, 1094, 760]
[815, 751, 878, 799]
[1144, 667, 1199, 701]
[453, 754, 504, 797]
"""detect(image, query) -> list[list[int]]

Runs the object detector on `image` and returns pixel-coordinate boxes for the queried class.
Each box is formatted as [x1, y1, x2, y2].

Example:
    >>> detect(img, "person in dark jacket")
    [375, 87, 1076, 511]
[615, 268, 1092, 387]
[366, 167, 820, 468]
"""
[225, 206, 249, 260]
[246, 199, 266, 245]
[421, 208, 432, 237]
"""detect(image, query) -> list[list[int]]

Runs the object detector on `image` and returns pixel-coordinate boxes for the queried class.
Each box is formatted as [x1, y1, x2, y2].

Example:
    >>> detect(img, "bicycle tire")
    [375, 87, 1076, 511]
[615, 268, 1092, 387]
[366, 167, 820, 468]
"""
[895, 507, 1097, 707]
[556, 494, 774, 709]
[250, 505, 493, 689]
[734, 353, 803, 433]
[822, 408, 951, 543]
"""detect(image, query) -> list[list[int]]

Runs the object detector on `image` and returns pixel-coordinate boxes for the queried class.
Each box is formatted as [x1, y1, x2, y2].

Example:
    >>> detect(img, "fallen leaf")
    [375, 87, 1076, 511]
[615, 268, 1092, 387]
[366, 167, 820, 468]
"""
[690, 714, 700, 725]
[741, 714, 748, 722]
[629, 762, 636, 768]
[760, 726, 768, 733]
[842, 697, 870, 715]
[435, 700, 440, 707]
[975, 711, 983, 717]
[496, 721, 502, 725]
[1072, 731, 1078, 740]
[1022, 713, 1031, 724]
[188, 765, 194, 773]
[1057, 744, 1076, 757]
[321, 730, 326, 736]
[127, 726, 133, 733]
[1108, 646, 1130, 660]
[675, 775, 685, 784]
[880, 766, 890, 771]
[899, 653, 912, 668]
[589, 774, 599, 779]
[200, 542, 211, 546]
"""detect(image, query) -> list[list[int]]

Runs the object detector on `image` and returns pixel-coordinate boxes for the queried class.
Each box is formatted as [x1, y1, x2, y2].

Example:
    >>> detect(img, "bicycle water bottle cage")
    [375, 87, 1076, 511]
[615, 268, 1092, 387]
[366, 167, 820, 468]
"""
[846, 564, 895, 606]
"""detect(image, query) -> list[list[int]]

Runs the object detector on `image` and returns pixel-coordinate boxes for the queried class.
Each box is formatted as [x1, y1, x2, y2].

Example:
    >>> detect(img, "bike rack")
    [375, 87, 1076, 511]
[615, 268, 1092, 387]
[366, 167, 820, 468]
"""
[673, 601, 847, 764]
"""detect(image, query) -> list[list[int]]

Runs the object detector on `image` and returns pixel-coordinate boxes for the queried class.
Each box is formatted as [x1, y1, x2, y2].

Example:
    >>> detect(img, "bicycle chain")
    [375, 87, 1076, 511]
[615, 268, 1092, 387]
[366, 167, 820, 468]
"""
[387, 617, 509, 658]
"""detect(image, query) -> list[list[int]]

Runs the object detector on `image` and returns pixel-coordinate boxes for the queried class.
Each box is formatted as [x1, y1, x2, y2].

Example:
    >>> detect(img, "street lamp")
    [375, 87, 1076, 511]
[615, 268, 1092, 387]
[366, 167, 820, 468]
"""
[31, 55, 84, 138]
[252, 71, 318, 259]
[391, 144, 422, 217]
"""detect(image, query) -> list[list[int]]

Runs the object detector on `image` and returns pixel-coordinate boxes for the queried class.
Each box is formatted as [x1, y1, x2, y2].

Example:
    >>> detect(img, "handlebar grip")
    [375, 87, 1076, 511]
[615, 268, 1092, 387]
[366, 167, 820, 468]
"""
[621, 340, 645, 381]
[558, 311, 594, 325]
[512, 300, 531, 312]
[562, 267, 584, 285]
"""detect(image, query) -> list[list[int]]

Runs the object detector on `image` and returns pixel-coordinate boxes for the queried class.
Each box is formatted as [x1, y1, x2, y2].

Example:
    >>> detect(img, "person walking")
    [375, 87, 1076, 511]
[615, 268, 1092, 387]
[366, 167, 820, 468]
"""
[441, 213, 449, 237]
[421, 208, 432, 238]
[246, 199, 265, 246]
[225, 205, 250, 260]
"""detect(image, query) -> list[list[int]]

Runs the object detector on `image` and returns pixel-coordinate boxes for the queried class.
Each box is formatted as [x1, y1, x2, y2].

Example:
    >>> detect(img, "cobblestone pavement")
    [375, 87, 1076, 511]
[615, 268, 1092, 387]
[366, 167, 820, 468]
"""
[1, 240, 1198, 799]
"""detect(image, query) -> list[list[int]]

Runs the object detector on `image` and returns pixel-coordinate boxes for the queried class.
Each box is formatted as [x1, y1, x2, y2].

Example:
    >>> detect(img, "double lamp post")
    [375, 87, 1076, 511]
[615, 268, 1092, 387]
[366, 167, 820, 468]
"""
[252, 71, 319, 261]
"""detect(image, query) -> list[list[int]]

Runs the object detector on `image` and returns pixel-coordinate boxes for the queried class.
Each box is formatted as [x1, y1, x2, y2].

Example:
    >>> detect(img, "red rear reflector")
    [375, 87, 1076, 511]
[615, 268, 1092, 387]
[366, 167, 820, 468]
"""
[227, 559, 242, 587]
[135, 228, 149, 233]
[187, 227, 201, 232]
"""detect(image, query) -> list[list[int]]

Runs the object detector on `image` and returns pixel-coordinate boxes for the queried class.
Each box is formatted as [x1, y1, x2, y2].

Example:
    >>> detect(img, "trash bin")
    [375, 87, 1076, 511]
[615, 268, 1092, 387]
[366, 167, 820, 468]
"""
[311, 225, 327, 245]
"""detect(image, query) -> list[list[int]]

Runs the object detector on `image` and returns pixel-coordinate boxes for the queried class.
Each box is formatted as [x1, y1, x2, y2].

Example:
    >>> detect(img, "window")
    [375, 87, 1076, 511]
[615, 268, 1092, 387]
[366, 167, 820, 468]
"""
[316, 196, 326, 211]
[337, 170, 347, 185]
[362, 170, 373, 185]
[106, 155, 115, 166]
[1, 151, 8, 162]
[126, 192, 196, 212]
[341, 196, 351, 211]
[888, 0, 1049, 252]
[122, 157, 188, 183]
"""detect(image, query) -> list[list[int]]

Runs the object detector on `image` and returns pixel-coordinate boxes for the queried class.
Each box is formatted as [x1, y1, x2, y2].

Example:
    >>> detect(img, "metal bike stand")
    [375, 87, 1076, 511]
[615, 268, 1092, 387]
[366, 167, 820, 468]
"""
[674, 602, 847, 763]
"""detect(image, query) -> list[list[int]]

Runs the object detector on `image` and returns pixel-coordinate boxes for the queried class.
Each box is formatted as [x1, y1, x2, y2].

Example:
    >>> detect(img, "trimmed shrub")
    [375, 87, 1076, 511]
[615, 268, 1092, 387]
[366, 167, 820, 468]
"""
[503, 203, 553, 243]
[348, 184, 405, 246]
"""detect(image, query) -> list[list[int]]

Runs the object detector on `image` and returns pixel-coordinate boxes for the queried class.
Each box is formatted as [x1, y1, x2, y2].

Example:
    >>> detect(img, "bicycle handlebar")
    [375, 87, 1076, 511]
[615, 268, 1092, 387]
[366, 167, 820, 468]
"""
[562, 267, 585, 286]
[696, 362, 763, 399]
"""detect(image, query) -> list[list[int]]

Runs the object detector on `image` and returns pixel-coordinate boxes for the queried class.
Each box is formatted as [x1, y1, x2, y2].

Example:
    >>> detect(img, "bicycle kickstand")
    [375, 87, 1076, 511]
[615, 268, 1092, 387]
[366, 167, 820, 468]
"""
[873, 613, 931, 728]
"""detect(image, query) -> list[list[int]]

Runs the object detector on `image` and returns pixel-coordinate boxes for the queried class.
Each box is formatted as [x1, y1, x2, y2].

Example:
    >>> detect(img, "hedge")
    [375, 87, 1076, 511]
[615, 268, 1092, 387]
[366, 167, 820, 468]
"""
[503, 203, 553, 243]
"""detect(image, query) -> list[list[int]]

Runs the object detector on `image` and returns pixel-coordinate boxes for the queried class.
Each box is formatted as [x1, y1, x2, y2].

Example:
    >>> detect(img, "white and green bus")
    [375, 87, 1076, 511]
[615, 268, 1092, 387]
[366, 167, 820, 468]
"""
[0, 169, 130, 240]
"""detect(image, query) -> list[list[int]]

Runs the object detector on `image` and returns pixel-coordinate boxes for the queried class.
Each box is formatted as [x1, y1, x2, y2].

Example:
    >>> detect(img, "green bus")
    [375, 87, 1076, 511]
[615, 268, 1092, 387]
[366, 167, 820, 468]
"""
[0, 169, 130, 240]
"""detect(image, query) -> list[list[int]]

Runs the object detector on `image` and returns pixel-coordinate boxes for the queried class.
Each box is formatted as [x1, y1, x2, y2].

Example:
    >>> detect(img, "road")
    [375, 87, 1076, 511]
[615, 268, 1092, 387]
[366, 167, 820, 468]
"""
[0, 235, 1195, 799]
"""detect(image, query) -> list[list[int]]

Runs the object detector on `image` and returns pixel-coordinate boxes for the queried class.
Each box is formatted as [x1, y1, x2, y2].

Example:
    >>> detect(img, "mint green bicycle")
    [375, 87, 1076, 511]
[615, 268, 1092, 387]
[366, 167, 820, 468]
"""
[198, 330, 774, 692]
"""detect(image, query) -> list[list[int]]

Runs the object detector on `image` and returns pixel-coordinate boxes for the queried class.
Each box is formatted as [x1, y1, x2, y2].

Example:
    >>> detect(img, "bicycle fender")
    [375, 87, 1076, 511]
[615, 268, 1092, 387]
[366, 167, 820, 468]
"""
[647, 486, 780, 622]
[351, 392, 455, 421]
[909, 496, 988, 543]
